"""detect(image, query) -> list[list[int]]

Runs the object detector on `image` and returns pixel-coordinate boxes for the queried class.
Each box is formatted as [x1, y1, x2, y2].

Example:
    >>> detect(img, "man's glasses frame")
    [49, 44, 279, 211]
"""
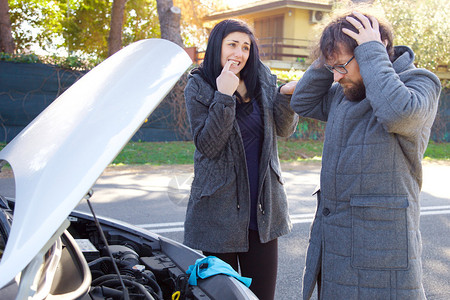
[324, 56, 355, 74]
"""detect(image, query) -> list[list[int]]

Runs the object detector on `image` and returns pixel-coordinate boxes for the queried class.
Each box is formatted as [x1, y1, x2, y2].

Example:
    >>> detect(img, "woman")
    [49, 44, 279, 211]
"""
[183, 19, 298, 299]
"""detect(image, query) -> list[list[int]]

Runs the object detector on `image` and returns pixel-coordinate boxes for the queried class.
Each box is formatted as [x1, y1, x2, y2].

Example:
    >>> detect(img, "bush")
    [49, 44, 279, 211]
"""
[0, 52, 99, 71]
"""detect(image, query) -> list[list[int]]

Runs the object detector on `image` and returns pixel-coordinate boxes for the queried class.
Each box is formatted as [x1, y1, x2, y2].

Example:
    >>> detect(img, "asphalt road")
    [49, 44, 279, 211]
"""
[1, 161, 449, 299]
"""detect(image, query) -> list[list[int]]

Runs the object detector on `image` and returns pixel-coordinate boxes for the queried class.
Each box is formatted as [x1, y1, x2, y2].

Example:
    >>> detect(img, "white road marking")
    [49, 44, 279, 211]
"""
[136, 206, 450, 233]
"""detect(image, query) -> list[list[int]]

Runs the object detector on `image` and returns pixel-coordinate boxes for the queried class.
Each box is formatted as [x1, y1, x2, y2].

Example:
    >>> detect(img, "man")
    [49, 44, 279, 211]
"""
[291, 10, 441, 300]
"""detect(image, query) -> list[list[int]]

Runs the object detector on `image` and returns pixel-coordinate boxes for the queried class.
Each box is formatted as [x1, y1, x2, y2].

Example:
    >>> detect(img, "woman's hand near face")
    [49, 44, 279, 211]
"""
[280, 80, 298, 95]
[216, 60, 240, 96]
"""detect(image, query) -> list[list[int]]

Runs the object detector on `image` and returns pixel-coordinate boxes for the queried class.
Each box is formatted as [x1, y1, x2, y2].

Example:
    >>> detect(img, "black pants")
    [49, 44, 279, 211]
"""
[203, 230, 278, 300]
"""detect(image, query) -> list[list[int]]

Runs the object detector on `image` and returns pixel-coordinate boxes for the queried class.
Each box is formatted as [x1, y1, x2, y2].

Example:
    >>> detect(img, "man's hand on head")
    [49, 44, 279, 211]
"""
[342, 12, 384, 46]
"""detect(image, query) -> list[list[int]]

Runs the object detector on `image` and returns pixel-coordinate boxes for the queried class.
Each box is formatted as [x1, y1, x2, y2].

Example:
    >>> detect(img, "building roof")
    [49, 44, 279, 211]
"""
[203, 0, 332, 22]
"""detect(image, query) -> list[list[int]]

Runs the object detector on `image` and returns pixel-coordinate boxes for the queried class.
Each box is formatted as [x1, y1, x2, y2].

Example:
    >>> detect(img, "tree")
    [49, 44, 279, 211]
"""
[63, 0, 111, 57]
[108, 0, 128, 56]
[173, 0, 213, 49]
[0, 0, 15, 53]
[8, 0, 65, 54]
[6, 0, 224, 59]
[122, 0, 160, 45]
[7, 0, 160, 60]
[374, 0, 449, 75]
[63, 0, 160, 59]
[156, 0, 182, 47]
[155, 0, 188, 138]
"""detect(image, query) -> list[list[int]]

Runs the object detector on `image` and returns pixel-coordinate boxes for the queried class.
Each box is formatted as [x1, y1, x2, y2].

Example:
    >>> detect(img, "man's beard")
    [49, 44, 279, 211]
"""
[340, 79, 366, 102]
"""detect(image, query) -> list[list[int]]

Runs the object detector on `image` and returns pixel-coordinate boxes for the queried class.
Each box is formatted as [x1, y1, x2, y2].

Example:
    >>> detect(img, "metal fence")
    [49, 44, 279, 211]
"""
[257, 37, 311, 61]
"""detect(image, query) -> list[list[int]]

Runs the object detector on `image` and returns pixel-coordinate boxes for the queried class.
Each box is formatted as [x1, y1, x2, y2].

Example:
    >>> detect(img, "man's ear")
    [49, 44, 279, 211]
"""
[382, 39, 388, 48]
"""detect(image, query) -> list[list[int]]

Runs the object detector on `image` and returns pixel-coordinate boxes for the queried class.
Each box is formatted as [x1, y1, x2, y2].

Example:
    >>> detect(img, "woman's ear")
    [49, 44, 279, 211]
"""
[382, 39, 388, 48]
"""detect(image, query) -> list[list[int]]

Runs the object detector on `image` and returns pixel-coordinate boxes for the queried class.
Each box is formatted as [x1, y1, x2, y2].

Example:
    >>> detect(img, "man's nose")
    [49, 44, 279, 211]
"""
[333, 71, 345, 82]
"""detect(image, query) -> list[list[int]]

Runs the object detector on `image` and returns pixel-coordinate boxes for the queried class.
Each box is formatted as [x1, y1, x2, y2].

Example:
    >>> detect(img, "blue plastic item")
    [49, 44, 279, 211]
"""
[186, 256, 252, 287]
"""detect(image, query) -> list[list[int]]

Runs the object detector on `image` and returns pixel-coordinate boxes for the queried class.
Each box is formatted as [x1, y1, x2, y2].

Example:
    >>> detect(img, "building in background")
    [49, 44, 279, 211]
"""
[200, 0, 333, 70]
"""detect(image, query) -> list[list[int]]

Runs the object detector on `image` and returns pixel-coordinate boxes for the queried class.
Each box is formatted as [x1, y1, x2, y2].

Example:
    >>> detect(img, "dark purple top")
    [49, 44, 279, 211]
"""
[236, 98, 264, 231]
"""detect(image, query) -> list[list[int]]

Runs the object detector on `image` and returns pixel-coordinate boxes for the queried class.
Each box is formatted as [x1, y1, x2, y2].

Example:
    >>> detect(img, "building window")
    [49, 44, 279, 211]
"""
[254, 15, 284, 60]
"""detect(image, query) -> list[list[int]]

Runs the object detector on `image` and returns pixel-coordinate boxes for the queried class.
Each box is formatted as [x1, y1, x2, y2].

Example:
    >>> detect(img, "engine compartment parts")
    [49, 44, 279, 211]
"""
[70, 217, 210, 300]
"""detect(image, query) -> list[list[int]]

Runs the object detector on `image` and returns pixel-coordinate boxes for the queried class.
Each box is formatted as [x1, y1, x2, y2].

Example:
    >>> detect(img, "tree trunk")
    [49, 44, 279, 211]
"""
[108, 0, 128, 57]
[156, 0, 183, 47]
[156, 0, 188, 139]
[0, 0, 15, 53]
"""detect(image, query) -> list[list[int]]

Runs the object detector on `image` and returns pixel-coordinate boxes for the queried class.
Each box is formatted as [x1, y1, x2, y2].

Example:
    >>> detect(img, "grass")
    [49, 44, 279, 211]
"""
[277, 139, 323, 161]
[112, 141, 196, 165]
[110, 139, 325, 165]
[423, 141, 450, 160]
[110, 139, 448, 165]
[1, 140, 448, 166]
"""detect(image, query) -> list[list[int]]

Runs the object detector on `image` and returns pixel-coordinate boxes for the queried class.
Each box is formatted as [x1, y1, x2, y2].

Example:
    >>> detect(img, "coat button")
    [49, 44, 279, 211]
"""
[322, 208, 330, 216]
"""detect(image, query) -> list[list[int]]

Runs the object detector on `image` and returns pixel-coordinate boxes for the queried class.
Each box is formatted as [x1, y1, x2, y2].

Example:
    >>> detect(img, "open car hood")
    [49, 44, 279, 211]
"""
[0, 39, 192, 288]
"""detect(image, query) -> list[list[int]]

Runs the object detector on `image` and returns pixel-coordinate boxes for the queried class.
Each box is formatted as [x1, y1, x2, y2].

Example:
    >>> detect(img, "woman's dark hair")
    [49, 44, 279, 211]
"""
[194, 19, 261, 100]
[314, 12, 394, 63]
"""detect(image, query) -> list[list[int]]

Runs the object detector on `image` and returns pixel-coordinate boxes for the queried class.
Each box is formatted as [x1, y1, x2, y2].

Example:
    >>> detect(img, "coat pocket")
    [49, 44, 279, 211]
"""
[350, 195, 409, 270]
[196, 158, 235, 198]
[270, 159, 285, 185]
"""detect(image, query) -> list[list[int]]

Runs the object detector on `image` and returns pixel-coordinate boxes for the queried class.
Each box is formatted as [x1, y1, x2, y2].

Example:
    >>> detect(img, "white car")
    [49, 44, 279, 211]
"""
[0, 39, 257, 300]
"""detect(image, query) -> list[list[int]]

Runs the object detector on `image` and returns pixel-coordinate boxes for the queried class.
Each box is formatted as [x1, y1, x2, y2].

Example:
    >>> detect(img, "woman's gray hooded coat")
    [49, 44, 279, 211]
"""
[291, 42, 441, 299]
[183, 61, 298, 253]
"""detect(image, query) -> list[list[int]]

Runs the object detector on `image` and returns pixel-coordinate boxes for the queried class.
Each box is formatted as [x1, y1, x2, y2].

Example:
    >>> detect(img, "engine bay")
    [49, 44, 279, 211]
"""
[66, 215, 209, 300]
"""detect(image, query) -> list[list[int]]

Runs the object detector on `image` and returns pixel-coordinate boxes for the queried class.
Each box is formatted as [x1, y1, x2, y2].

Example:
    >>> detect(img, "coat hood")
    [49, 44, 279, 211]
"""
[392, 45, 415, 73]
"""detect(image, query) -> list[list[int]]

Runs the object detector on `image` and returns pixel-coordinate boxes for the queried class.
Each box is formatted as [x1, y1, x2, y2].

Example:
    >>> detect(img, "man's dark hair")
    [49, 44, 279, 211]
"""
[315, 12, 394, 63]
[194, 19, 261, 100]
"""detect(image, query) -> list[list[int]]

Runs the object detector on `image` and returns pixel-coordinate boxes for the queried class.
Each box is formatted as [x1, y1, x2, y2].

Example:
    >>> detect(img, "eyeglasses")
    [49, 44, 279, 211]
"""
[324, 56, 355, 74]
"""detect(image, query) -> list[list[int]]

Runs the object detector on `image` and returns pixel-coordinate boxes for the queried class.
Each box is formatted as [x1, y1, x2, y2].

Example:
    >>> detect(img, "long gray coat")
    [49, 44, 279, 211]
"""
[184, 61, 298, 253]
[291, 42, 441, 299]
